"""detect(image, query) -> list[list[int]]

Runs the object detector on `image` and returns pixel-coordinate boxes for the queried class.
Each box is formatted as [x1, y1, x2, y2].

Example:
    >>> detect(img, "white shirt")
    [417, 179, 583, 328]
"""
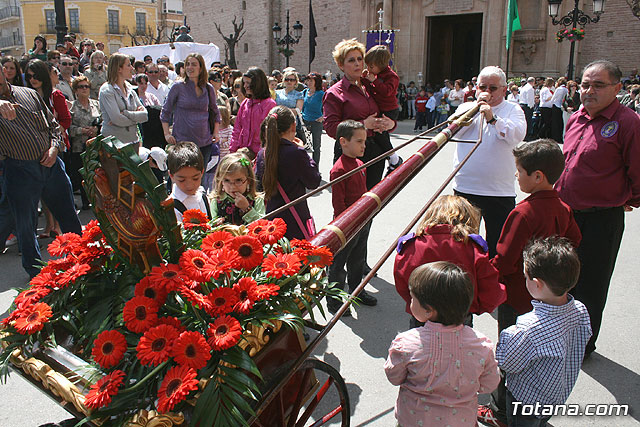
[540, 87, 554, 108]
[452, 100, 526, 197]
[507, 93, 520, 103]
[448, 88, 465, 107]
[147, 80, 170, 106]
[551, 85, 568, 108]
[425, 96, 437, 112]
[519, 83, 535, 108]
[170, 184, 209, 222]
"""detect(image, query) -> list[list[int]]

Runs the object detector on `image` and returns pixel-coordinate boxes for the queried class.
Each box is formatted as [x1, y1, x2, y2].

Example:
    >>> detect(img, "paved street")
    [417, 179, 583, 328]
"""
[0, 120, 638, 426]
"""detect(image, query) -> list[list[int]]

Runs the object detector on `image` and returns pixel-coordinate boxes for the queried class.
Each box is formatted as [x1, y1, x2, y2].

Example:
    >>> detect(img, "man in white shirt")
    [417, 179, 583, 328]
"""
[550, 78, 568, 144]
[145, 63, 170, 106]
[452, 66, 526, 257]
[56, 55, 75, 101]
[519, 77, 536, 140]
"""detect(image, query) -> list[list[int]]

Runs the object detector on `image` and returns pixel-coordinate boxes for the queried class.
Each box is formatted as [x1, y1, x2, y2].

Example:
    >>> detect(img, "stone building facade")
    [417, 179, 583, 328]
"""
[185, 0, 640, 84]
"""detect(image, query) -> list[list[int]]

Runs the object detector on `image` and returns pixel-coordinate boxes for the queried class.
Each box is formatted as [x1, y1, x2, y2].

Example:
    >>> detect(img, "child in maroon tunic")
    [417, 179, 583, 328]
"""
[394, 195, 506, 328]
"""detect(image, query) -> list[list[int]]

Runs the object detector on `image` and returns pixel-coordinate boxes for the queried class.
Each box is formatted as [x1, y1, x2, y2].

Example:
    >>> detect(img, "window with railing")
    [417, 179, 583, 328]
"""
[0, 6, 20, 20]
[135, 12, 146, 35]
[68, 9, 79, 32]
[108, 10, 119, 34]
[45, 9, 56, 33]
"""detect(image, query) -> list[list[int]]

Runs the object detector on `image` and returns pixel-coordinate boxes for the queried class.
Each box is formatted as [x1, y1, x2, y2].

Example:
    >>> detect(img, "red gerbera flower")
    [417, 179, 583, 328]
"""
[157, 316, 187, 333]
[46, 257, 75, 274]
[206, 247, 240, 279]
[91, 330, 127, 368]
[76, 245, 112, 264]
[182, 209, 211, 230]
[12, 302, 53, 335]
[84, 370, 126, 410]
[135, 276, 168, 306]
[81, 219, 103, 243]
[29, 269, 58, 289]
[261, 253, 301, 279]
[179, 249, 214, 282]
[136, 324, 179, 366]
[156, 365, 199, 413]
[148, 263, 187, 292]
[178, 285, 213, 312]
[303, 246, 333, 268]
[247, 219, 269, 241]
[230, 235, 263, 270]
[205, 287, 239, 316]
[206, 315, 242, 351]
[57, 263, 92, 287]
[232, 277, 258, 314]
[171, 331, 211, 370]
[259, 218, 287, 244]
[47, 232, 82, 257]
[255, 283, 280, 301]
[290, 239, 314, 250]
[200, 230, 234, 254]
[14, 286, 52, 308]
[123, 296, 158, 333]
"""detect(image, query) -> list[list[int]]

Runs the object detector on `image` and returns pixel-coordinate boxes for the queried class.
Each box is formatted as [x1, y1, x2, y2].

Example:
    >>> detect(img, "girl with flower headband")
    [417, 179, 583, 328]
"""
[210, 153, 265, 225]
[255, 105, 321, 240]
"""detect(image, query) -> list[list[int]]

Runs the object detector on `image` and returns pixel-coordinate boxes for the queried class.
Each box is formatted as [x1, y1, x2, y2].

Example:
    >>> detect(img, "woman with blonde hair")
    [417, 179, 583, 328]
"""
[83, 50, 107, 99]
[161, 52, 220, 175]
[98, 53, 147, 146]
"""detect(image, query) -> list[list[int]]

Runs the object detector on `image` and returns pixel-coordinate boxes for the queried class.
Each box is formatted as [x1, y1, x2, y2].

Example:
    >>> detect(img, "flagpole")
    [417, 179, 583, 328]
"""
[506, 46, 510, 82]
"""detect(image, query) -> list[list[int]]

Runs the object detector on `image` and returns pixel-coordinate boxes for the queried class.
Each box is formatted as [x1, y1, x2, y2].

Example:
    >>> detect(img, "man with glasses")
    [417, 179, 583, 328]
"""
[0, 70, 82, 278]
[145, 63, 169, 105]
[56, 55, 76, 101]
[556, 59, 640, 360]
[452, 65, 526, 258]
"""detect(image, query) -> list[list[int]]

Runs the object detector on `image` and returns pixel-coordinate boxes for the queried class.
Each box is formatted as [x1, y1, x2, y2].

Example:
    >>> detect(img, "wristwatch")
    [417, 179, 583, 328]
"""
[487, 116, 498, 125]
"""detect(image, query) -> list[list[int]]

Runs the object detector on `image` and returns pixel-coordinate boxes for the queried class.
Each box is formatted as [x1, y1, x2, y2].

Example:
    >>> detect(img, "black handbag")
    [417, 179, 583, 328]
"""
[206, 84, 216, 134]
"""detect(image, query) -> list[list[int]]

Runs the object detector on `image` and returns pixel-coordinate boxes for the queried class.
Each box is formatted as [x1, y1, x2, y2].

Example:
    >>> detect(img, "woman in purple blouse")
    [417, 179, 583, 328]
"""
[161, 53, 220, 167]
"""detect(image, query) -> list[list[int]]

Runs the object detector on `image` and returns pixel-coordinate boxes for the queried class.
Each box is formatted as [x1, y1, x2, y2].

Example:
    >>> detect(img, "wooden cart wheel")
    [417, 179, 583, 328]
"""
[254, 358, 351, 427]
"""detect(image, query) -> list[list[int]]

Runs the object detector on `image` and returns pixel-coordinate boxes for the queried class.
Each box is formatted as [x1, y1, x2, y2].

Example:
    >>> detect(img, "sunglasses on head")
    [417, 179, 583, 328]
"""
[147, 70, 159, 74]
[76, 84, 90, 89]
[158, 59, 168, 63]
[284, 78, 296, 82]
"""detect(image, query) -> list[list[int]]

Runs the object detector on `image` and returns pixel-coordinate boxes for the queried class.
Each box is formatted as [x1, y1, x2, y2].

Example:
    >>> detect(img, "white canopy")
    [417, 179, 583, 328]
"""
[119, 42, 221, 67]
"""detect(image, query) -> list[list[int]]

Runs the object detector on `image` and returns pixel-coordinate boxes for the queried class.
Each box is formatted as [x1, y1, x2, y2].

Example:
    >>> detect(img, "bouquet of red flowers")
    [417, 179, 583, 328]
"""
[1, 213, 338, 426]
[556, 27, 585, 42]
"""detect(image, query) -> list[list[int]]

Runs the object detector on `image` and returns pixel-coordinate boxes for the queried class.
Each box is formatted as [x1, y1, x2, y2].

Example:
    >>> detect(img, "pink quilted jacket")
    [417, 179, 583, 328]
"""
[229, 97, 277, 155]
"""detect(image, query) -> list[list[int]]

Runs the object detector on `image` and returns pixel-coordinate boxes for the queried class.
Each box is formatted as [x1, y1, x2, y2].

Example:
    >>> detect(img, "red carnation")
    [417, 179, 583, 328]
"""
[12, 302, 53, 335]
[232, 277, 258, 314]
[136, 324, 179, 366]
[261, 253, 301, 279]
[207, 315, 242, 350]
[148, 263, 187, 292]
[206, 287, 239, 316]
[156, 365, 199, 413]
[201, 230, 234, 254]
[91, 330, 127, 368]
[123, 296, 158, 333]
[171, 331, 211, 370]
[84, 370, 126, 410]
[230, 235, 263, 270]
[179, 249, 214, 282]
[182, 209, 211, 230]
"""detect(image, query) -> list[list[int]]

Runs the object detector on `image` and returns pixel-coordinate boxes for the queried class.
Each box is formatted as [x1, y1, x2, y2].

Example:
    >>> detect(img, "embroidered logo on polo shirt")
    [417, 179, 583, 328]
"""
[601, 121, 619, 138]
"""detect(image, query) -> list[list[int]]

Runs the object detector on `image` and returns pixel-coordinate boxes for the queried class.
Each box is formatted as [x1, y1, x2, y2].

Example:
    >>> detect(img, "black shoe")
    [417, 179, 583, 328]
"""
[385, 156, 403, 177]
[355, 290, 377, 306]
[362, 264, 378, 278]
[81, 204, 91, 210]
[327, 300, 351, 317]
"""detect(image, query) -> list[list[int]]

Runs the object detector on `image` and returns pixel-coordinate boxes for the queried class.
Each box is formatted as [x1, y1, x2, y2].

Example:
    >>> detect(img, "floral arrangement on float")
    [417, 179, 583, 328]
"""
[556, 27, 585, 42]
[0, 135, 339, 426]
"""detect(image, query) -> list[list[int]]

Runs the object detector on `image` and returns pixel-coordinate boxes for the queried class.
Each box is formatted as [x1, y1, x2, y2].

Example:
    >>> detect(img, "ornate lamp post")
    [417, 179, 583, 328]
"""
[272, 10, 303, 68]
[547, 0, 605, 80]
[54, 0, 68, 45]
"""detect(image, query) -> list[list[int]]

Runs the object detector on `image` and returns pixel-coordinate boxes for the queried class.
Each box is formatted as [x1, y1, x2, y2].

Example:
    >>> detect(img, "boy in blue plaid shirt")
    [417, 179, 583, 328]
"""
[495, 236, 591, 427]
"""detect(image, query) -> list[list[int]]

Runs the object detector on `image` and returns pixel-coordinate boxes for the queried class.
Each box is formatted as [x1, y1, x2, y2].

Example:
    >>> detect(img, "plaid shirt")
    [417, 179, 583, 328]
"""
[496, 295, 591, 409]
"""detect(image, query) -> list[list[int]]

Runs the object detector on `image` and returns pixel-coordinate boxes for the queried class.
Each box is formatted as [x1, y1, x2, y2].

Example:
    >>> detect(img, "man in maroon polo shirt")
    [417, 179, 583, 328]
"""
[556, 60, 640, 359]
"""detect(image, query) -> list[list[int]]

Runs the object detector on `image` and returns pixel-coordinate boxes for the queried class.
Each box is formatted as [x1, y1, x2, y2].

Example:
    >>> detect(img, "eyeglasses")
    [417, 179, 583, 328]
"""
[477, 85, 504, 92]
[222, 178, 248, 186]
[580, 81, 617, 91]
[234, 85, 241, 89]
[284, 78, 297, 82]
[76, 84, 90, 89]
[158, 59, 169, 63]
[25, 73, 38, 80]
[60, 62, 73, 66]
[211, 77, 221, 82]
[147, 70, 159, 74]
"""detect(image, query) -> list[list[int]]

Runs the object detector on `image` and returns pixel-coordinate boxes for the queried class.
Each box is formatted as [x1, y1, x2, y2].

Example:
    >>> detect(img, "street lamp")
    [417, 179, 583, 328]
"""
[547, 0, 605, 80]
[272, 10, 303, 68]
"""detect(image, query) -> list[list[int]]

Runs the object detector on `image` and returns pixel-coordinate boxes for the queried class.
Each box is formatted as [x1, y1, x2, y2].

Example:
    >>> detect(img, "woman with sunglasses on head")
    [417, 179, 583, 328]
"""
[68, 75, 101, 210]
[1, 56, 24, 86]
[302, 72, 325, 165]
[229, 67, 276, 159]
[25, 59, 72, 238]
[275, 69, 306, 147]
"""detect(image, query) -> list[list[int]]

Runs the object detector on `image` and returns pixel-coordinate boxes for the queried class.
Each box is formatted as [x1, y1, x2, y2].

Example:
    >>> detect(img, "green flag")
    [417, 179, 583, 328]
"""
[506, 0, 522, 50]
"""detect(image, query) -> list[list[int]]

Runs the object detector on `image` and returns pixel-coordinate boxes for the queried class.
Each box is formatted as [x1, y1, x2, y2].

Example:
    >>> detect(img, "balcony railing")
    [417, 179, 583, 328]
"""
[0, 34, 22, 49]
[106, 24, 127, 35]
[0, 6, 19, 20]
[39, 24, 57, 34]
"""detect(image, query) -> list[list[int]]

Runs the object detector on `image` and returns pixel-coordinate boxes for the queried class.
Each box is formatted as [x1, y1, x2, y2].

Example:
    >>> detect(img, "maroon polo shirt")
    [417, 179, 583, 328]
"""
[556, 98, 640, 210]
[323, 75, 380, 139]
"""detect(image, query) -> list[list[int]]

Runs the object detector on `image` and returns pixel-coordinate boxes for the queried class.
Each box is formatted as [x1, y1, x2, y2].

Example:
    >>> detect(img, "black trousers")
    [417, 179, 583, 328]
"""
[571, 207, 625, 355]
[520, 104, 533, 140]
[454, 190, 515, 258]
[328, 222, 371, 292]
[539, 107, 552, 138]
[551, 105, 564, 144]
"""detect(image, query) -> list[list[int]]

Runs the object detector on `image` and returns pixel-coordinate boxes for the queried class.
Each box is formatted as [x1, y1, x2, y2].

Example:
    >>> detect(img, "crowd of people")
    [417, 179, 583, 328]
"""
[1, 31, 639, 427]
